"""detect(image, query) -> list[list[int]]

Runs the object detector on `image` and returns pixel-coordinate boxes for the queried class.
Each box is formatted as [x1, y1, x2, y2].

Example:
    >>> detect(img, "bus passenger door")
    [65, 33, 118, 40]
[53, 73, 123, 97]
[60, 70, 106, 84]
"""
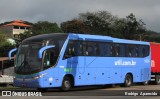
[78, 41, 85, 74]
[64, 41, 78, 73]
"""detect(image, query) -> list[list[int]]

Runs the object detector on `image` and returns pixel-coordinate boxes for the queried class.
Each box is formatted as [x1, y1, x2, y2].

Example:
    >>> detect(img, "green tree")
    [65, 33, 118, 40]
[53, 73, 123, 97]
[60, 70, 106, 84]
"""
[0, 31, 15, 57]
[61, 19, 91, 33]
[0, 31, 10, 47]
[19, 31, 32, 41]
[111, 18, 127, 38]
[123, 13, 146, 40]
[61, 11, 147, 40]
[78, 11, 118, 36]
[32, 21, 62, 35]
[144, 30, 160, 42]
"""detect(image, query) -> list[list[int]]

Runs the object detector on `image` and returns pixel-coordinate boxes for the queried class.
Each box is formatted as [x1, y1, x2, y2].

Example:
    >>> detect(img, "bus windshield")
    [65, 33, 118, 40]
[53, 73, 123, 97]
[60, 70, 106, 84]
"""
[15, 33, 68, 75]
[15, 42, 45, 75]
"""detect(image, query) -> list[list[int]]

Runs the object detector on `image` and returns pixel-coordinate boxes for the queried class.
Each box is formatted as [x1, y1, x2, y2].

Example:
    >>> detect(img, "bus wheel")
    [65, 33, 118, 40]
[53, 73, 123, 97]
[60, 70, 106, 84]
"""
[124, 74, 132, 87]
[155, 75, 160, 85]
[37, 88, 48, 92]
[61, 77, 72, 91]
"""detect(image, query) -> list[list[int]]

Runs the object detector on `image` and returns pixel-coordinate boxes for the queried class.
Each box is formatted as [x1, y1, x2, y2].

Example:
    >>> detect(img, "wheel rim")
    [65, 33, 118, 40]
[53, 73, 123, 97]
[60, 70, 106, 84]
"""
[144, 81, 148, 85]
[126, 76, 131, 86]
[64, 80, 71, 89]
[157, 76, 160, 83]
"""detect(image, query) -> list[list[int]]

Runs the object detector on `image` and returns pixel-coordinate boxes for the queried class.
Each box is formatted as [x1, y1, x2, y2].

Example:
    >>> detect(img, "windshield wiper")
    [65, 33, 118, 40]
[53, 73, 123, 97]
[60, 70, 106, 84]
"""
[16, 60, 32, 74]
[16, 60, 25, 73]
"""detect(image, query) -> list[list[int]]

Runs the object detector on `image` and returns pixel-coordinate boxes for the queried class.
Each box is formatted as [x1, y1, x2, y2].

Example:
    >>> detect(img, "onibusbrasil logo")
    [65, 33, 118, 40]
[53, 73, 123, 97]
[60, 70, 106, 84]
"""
[2, 91, 42, 96]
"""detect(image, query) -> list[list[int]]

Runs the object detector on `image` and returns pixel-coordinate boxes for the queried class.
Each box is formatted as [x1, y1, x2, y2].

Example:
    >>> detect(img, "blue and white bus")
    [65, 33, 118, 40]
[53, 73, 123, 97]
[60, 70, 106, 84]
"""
[9, 33, 151, 91]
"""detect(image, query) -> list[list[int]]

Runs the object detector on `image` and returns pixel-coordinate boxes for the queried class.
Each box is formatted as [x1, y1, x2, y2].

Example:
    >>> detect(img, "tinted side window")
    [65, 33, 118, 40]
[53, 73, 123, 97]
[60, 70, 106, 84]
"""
[85, 42, 97, 56]
[141, 45, 149, 57]
[111, 43, 125, 57]
[99, 43, 111, 57]
[125, 44, 135, 57]
[78, 41, 83, 56]
[43, 49, 55, 68]
[112, 44, 118, 57]
[135, 45, 140, 57]
[145, 45, 150, 57]
[120, 44, 125, 57]
[125, 44, 149, 58]
[63, 40, 149, 58]
[63, 40, 78, 59]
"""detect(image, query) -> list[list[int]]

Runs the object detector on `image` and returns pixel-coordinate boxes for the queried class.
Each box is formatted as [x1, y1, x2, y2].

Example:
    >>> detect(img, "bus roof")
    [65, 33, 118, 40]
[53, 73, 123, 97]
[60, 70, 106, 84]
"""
[69, 33, 149, 45]
[22, 33, 68, 43]
[21, 33, 149, 45]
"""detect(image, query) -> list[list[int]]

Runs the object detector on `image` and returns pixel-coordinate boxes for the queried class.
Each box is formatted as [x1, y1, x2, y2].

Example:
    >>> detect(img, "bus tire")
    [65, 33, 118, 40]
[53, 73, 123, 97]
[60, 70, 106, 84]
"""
[124, 74, 132, 87]
[155, 75, 160, 85]
[61, 76, 72, 91]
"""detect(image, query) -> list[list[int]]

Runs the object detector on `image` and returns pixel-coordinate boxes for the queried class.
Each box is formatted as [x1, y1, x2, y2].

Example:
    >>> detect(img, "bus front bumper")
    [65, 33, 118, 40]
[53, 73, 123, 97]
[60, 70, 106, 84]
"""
[13, 78, 43, 88]
[13, 77, 61, 88]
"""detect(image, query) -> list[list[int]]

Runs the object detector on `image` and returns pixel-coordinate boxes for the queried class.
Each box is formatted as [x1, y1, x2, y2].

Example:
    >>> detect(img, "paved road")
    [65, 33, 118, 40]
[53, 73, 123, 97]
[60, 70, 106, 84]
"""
[0, 84, 160, 99]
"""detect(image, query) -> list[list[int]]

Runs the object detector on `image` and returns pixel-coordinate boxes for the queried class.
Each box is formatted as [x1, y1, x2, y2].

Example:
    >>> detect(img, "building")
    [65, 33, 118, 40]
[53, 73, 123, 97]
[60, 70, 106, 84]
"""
[0, 20, 32, 38]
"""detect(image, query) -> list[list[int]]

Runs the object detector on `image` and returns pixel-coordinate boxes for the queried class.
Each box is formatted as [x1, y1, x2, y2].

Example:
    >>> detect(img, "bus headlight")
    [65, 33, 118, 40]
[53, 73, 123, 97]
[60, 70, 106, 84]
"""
[33, 73, 47, 80]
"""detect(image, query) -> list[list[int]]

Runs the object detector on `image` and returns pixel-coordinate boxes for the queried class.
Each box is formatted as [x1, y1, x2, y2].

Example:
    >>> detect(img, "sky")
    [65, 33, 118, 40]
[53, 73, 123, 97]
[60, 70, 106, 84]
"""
[0, 0, 160, 32]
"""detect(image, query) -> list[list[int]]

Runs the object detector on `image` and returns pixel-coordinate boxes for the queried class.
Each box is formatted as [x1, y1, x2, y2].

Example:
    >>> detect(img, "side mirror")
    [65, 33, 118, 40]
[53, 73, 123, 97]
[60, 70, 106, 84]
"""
[8, 48, 17, 60]
[38, 45, 55, 59]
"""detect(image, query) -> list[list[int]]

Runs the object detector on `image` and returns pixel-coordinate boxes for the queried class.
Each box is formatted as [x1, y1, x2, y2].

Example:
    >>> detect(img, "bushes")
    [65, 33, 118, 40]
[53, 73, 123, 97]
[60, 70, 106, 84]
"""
[0, 31, 15, 57]
[0, 45, 15, 57]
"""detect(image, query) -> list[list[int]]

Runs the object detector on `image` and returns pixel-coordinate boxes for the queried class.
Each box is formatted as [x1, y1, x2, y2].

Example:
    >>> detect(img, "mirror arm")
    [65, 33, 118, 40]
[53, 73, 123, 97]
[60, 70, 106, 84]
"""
[8, 48, 17, 60]
[38, 45, 55, 59]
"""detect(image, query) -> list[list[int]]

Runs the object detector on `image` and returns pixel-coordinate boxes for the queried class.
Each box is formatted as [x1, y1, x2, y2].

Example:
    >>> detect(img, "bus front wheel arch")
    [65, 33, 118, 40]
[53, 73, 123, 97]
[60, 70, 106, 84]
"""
[61, 75, 74, 91]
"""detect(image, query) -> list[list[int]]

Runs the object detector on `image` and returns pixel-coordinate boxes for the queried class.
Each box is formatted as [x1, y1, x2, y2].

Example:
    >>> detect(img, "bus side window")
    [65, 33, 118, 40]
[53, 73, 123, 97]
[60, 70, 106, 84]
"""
[135, 45, 139, 57]
[112, 44, 120, 57]
[106, 43, 111, 56]
[63, 40, 78, 59]
[120, 44, 125, 57]
[115, 44, 120, 56]
[145, 45, 149, 57]
[99, 43, 107, 56]
[125, 45, 131, 57]
[78, 41, 83, 56]
[130, 45, 136, 57]
[142, 45, 149, 57]
[95, 42, 100, 56]
[44, 49, 55, 67]
[110, 44, 113, 56]
[85, 42, 96, 56]
[139, 45, 144, 57]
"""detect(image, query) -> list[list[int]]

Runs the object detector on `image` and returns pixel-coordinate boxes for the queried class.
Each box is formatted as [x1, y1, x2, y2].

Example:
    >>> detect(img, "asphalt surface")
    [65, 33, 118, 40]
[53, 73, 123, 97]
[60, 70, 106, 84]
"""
[0, 84, 160, 99]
